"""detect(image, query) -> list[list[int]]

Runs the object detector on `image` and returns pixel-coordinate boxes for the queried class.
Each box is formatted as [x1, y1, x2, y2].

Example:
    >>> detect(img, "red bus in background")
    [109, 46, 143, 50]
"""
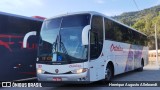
[0, 11, 44, 81]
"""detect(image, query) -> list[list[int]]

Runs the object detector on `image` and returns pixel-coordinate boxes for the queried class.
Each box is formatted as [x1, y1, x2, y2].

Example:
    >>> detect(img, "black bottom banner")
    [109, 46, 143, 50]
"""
[1, 81, 160, 87]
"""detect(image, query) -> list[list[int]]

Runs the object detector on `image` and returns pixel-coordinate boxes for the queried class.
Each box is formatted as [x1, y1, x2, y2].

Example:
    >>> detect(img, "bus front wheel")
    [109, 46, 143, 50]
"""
[104, 64, 113, 82]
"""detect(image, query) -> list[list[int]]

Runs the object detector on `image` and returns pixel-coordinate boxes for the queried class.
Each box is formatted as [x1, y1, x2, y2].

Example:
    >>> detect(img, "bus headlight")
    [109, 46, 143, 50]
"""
[71, 68, 88, 74]
[37, 68, 44, 74]
[36, 58, 39, 61]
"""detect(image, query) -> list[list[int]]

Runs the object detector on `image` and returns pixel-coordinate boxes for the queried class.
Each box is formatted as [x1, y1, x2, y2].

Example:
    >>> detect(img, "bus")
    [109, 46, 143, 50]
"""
[36, 11, 148, 83]
[0, 11, 44, 81]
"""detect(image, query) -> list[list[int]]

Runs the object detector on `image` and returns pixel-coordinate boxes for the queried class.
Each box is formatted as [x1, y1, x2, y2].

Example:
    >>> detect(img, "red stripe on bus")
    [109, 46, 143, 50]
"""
[0, 34, 23, 38]
[0, 40, 14, 52]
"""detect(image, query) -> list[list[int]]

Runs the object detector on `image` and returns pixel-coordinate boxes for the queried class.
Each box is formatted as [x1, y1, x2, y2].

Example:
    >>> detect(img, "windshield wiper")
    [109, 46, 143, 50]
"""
[60, 42, 68, 55]
[52, 35, 59, 53]
[59, 34, 71, 63]
[52, 42, 57, 53]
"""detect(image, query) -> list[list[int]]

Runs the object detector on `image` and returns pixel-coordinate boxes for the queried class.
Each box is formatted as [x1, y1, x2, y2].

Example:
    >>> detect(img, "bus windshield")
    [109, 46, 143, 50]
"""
[38, 14, 90, 64]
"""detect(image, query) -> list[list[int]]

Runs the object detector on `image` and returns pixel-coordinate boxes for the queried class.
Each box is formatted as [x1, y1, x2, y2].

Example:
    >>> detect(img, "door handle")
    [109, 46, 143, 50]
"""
[101, 65, 104, 66]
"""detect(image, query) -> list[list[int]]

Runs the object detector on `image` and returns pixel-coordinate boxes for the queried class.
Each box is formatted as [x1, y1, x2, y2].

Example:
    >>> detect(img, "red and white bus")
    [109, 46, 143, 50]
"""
[0, 11, 44, 81]
[36, 11, 148, 83]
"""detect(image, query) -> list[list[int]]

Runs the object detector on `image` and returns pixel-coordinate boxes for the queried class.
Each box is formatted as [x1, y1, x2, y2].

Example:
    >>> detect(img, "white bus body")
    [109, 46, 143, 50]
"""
[36, 11, 148, 83]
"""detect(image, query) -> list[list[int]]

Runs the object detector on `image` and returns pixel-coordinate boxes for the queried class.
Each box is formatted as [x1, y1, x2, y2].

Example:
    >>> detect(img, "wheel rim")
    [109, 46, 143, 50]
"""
[105, 67, 111, 80]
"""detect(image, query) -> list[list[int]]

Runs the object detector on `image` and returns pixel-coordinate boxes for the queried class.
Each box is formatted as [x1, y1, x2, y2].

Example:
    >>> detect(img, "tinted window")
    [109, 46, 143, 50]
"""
[61, 14, 90, 27]
[105, 18, 147, 46]
[0, 15, 42, 35]
[121, 27, 132, 44]
[105, 18, 113, 40]
[90, 32, 99, 59]
[105, 18, 123, 42]
[90, 15, 103, 59]
[42, 18, 62, 30]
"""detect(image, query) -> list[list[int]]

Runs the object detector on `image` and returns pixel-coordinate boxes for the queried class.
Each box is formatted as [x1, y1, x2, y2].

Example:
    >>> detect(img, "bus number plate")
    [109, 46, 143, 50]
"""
[53, 77, 62, 81]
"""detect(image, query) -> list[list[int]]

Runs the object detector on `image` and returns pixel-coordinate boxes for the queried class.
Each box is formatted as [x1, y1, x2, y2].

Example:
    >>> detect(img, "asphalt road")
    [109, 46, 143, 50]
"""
[1, 65, 160, 90]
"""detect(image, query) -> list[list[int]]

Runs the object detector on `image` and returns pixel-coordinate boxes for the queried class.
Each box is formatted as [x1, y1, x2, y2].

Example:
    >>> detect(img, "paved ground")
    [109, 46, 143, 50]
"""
[112, 64, 160, 81]
[1, 64, 160, 90]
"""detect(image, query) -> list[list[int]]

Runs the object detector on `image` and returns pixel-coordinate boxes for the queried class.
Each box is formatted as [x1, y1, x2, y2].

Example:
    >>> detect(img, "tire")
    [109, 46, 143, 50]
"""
[103, 64, 113, 83]
[137, 60, 144, 71]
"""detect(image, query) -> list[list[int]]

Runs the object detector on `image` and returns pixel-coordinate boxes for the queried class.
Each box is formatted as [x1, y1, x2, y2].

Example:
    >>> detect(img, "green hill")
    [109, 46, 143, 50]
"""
[112, 5, 160, 50]
[113, 5, 160, 26]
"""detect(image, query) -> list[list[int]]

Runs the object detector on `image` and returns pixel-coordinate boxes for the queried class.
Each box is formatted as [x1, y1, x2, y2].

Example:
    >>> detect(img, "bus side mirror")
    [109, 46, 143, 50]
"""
[82, 25, 90, 45]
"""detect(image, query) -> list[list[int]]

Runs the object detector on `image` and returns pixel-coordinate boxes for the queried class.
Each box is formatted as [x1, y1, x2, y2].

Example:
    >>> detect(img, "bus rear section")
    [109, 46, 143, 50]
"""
[0, 12, 43, 81]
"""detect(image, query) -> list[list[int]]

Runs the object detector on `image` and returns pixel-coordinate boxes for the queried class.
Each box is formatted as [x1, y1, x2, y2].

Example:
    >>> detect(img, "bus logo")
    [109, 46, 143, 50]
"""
[69, 64, 82, 68]
[55, 69, 59, 73]
[110, 44, 123, 52]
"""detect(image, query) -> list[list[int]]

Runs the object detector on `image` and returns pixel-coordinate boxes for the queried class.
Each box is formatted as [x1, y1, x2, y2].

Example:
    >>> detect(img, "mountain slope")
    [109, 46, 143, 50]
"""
[112, 5, 160, 49]
[113, 5, 160, 26]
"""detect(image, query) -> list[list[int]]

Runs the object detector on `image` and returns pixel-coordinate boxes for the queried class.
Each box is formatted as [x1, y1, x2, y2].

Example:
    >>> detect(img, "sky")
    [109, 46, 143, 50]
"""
[0, 0, 159, 18]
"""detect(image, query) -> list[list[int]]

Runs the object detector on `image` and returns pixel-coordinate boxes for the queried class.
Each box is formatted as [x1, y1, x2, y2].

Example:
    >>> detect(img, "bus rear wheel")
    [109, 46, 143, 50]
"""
[137, 59, 144, 71]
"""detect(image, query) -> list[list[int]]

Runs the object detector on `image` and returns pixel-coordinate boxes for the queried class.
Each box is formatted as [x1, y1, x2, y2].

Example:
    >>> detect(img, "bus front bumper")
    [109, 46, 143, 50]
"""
[37, 72, 89, 82]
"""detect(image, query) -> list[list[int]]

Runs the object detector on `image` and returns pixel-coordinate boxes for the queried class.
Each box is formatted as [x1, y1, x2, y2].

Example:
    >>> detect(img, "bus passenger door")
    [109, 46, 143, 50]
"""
[89, 15, 104, 81]
[89, 32, 99, 81]
[89, 31, 104, 81]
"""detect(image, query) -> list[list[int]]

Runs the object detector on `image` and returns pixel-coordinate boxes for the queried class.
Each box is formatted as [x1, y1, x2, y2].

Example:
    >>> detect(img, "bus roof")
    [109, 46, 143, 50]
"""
[0, 11, 44, 21]
[46, 11, 146, 36]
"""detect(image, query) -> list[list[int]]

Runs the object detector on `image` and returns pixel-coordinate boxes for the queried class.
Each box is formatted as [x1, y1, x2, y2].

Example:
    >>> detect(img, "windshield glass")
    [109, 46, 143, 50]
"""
[38, 14, 90, 63]
[41, 18, 61, 44]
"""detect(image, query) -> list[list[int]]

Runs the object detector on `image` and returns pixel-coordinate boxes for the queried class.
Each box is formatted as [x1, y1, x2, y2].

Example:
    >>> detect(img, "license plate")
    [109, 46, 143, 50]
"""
[53, 77, 62, 81]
